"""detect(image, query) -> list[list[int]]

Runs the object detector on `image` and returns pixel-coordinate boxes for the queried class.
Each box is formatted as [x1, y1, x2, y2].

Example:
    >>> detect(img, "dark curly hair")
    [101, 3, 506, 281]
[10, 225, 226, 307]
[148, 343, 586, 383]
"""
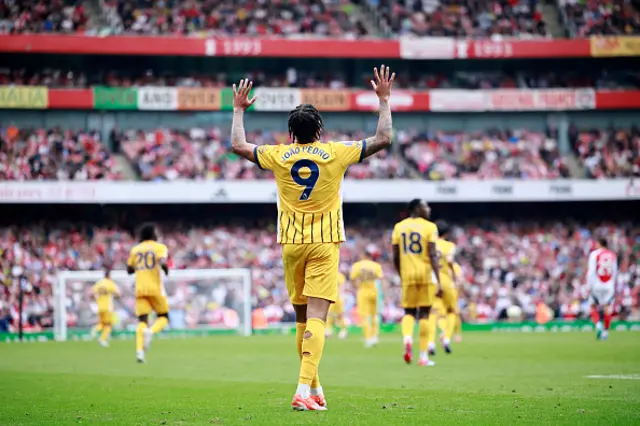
[288, 104, 324, 144]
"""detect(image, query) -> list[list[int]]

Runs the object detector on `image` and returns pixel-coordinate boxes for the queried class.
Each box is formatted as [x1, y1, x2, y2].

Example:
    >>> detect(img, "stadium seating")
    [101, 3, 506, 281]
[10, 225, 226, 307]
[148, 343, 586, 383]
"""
[571, 125, 640, 179]
[0, 220, 637, 332]
[0, 127, 121, 180]
[101, 0, 369, 37]
[561, 0, 640, 37]
[0, 0, 88, 34]
[376, 0, 548, 38]
[4, 68, 640, 89]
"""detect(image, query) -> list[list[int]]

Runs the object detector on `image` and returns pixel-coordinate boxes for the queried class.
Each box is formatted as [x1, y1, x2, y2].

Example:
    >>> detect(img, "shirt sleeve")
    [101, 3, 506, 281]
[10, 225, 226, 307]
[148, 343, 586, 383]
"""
[376, 263, 384, 279]
[157, 244, 169, 261]
[126, 250, 136, 267]
[334, 140, 366, 167]
[427, 223, 439, 243]
[391, 225, 400, 245]
[349, 264, 358, 281]
[446, 245, 457, 263]
[254, 144, 279, 171]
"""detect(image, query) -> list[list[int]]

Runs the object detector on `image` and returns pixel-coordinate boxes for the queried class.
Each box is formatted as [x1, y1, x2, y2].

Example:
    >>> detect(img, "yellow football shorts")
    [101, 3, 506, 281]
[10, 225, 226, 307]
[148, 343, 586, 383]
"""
[282, 242, 340, 304]
[357, 288, 378, 318]
[135, 295, 170, 316]
[402, 283, 436, 309]
[440, 286, 458, 313]
[98, 311, 113, 325]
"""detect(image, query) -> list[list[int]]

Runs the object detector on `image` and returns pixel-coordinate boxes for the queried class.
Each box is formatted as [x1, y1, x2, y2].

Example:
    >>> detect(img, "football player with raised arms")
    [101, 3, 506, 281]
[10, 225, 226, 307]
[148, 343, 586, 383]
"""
[230, 65, 395, 411]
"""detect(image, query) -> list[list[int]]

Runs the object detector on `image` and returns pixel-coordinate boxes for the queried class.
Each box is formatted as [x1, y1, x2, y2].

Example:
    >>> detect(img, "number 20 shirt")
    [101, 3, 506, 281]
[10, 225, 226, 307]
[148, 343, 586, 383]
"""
[254, 140, 366, 244]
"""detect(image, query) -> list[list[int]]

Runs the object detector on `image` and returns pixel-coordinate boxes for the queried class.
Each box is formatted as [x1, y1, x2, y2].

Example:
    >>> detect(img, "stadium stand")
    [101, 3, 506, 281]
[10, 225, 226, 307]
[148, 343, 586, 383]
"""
[0, 0, 88, 34]
[0, 220, 637, 331]
[376, 0, 548, 38]
[0, 127, 121, 181]
[4, 68, 640, 89]
[102, 0, 369, 37]
[561, 0, 640, 37]
[571, 125, 640, 178]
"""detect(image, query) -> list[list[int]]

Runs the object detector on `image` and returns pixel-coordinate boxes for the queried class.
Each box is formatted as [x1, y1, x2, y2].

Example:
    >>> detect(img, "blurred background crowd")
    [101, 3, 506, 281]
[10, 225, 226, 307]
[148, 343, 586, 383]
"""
[1, 124, 638, 181]
[0, 216, 638, 332]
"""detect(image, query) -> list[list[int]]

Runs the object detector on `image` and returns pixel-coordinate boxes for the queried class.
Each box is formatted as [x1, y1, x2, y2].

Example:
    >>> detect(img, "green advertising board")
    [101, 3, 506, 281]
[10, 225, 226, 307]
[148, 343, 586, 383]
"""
[93, 87, 138, 110]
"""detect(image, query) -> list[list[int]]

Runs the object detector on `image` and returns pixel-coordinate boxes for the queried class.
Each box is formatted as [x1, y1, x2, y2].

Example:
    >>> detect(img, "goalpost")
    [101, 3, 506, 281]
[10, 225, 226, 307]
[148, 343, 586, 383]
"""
[54, 269, 252, 342]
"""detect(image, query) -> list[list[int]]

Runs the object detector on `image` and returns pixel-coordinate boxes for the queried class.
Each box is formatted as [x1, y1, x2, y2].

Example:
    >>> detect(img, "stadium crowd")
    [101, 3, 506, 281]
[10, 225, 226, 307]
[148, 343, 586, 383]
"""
[118, 128, 408, 180]
[4, 124, 638, 181]
[399, 128, 572, 180]
[101, 0, 369, 38]
[0, 219, 638, 332]
[571, 125, 640, 178]
[4, 67, 640, 90]
[0, 0, 88, 34]
[0, 126, 121, 181]
[561, 0, 640, 37]
[376, 0, 548, 38]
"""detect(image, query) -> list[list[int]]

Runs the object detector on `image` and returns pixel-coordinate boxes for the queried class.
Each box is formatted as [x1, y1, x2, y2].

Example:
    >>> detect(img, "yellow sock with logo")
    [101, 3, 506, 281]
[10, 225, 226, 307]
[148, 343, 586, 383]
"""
[362, 316, 372, 340]
[150, 316, 168, 334]
[298, 319, 326, 387]
[136, 322, 147, 352]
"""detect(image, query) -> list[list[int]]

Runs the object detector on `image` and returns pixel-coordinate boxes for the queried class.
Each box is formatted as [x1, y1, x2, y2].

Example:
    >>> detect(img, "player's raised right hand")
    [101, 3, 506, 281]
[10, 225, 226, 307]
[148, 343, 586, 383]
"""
[232, 79, 257, 112]
[370, 65, 395, 102]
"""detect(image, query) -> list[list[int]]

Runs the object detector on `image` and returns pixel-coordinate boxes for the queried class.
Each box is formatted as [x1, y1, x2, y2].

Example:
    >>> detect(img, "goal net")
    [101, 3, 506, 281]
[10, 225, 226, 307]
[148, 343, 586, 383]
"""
[54, 269, 252, 341]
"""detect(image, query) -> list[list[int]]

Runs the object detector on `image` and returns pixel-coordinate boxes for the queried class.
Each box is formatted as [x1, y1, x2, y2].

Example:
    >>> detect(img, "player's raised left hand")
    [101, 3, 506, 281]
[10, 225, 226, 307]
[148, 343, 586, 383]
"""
[232, 79, 257, 112]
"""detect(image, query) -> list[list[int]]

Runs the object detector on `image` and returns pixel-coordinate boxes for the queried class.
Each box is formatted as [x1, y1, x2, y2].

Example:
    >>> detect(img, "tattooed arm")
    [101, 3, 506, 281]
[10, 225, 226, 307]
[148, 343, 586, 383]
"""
[230, 79, 258, 163]
[363, 98, 392, 159]
[362, 65, 395, 159]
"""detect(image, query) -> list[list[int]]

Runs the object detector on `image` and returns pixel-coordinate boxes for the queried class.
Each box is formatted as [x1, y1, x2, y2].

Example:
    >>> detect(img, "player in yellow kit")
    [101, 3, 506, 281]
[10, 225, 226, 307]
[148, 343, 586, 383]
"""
[392, 199, 442, 367]
[229, 65, 395, 411]
[351, 247, 384, 348]
[126, 223, 170, 363]
[432, 220, 458, 355]
[90, 269, 120, 347]
[326, 271, 348, 339]
[452, 262, 463, 342]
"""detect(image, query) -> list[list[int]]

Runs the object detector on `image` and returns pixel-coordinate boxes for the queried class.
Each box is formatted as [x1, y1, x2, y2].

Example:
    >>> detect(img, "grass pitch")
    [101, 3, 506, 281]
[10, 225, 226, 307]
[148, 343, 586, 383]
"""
[1, 332, 639, 425]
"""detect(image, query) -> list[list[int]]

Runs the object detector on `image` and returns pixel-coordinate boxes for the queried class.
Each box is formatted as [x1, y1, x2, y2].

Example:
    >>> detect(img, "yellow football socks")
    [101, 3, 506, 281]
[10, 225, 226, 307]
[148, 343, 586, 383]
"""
[418, 318, 429, 352]
[150, 316, 169, 334]
[427, 314, 438, 346]
[372, 315, 379, 339]
[446, 313, 457, 340]
[438, 317, 447, 334]
[296, 322, 320, 388]
[454, 315, 462, 335]
[136, 322, 147, 352]
[362, 316, 372, 341]
[94, 323, 104, 332]
[401, 314, 415, 340]
[298, 318, 325, 386]
[100, 325, 111, 342]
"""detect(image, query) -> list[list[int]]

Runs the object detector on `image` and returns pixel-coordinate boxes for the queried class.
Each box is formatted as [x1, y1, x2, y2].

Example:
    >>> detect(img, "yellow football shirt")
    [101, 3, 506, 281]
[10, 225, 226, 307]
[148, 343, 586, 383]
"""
[127, 240, 168, 297]
[92, 278, 119, 313]
[391, 217, 438, 286]
[453, 262, 463, 286]
[254, 140, 366, 244]
[436, 238, 456, 289]
[350, 259, 384, 291]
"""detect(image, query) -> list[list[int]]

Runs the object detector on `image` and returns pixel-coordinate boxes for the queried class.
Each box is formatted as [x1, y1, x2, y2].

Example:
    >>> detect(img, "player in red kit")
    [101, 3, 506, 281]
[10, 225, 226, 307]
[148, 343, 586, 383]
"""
[587, 238, 618, 341]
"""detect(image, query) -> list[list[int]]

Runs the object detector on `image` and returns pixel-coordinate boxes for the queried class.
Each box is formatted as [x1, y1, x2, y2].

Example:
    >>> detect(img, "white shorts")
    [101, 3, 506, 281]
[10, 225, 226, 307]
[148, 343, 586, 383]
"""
[590, 285, 615, 306]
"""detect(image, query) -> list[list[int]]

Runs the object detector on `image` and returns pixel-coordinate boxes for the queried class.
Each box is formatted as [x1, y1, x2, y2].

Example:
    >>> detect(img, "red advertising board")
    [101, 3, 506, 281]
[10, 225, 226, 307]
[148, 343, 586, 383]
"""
[0, 34, 601, 59]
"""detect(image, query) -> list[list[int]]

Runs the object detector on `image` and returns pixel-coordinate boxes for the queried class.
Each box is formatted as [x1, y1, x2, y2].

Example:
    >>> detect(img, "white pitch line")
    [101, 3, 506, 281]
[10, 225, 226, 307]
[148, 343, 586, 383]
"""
[585, 375, 640, 380]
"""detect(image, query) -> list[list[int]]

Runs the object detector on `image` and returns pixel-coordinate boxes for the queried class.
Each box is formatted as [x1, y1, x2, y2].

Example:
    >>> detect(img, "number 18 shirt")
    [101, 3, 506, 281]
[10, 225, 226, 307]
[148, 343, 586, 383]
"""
[254, 141, 366, 244]
[391, 217, 438, 286]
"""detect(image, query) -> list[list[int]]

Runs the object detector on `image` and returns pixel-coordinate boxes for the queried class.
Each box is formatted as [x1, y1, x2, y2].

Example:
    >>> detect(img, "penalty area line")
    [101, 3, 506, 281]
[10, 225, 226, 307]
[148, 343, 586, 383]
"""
[585, 375, 640, 380]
